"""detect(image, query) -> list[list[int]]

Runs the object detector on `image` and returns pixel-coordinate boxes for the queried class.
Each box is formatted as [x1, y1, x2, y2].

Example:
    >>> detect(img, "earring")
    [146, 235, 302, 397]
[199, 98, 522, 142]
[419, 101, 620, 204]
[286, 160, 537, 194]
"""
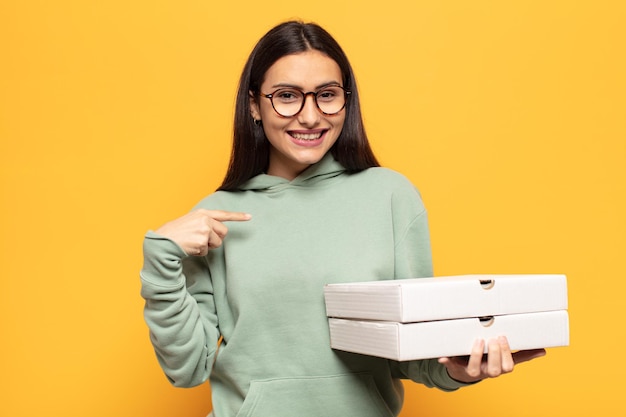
[253, 118, 262, 127]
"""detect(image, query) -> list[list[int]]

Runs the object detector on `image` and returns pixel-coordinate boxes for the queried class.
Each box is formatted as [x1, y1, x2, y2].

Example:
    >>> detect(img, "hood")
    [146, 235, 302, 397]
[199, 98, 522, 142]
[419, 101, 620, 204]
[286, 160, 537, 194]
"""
[238, 154, 346, 192]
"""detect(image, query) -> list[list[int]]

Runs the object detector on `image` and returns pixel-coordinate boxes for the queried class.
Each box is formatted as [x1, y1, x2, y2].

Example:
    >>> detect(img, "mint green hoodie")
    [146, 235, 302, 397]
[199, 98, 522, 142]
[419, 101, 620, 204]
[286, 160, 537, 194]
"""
[141, 155, 467, 417]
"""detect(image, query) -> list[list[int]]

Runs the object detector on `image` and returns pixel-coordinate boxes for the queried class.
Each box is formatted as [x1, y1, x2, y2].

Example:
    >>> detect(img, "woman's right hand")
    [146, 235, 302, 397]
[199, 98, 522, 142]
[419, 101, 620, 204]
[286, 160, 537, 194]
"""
[154, 209, 252, 256]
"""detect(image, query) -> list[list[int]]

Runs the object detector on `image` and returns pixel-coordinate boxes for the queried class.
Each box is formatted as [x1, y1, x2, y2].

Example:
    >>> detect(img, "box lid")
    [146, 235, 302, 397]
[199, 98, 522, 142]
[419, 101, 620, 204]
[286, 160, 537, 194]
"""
[324, 274, 568, 322]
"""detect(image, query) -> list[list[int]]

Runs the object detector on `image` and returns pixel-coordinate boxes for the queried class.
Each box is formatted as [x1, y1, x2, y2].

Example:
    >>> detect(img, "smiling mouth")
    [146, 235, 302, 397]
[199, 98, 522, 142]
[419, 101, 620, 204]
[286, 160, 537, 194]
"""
[289, 130, 327, 140]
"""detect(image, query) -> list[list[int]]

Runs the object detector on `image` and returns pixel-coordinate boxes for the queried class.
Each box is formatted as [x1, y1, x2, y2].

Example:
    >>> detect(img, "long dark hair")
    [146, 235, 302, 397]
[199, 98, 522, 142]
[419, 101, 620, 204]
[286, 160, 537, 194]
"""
[218, 21, 379, 191]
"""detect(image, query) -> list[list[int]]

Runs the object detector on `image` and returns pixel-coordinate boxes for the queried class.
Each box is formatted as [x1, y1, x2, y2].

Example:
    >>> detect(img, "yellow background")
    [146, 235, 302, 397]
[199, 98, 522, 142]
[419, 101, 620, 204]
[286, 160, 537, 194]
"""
[1, 1, 624, 416]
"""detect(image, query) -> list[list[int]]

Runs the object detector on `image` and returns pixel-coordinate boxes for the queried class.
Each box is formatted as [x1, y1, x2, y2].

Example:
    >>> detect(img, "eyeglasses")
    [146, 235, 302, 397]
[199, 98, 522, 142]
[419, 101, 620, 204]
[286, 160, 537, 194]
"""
[259, 85, 351, 117]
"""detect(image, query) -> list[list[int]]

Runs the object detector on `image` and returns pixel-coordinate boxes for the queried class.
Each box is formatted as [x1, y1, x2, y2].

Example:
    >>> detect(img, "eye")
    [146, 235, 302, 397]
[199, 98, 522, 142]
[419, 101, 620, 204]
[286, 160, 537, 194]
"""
[274, 89, 302, 103]
[317, 88, 340, 102]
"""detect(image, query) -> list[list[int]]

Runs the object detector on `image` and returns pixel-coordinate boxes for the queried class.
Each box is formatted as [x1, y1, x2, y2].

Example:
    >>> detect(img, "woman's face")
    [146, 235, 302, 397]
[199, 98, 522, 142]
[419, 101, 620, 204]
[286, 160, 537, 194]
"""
[250, 50, 346, 180]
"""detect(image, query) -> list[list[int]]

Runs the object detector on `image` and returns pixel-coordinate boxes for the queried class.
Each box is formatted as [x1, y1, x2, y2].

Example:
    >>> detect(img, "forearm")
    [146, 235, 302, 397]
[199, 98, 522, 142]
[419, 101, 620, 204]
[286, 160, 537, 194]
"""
[140, 232, 219, 387]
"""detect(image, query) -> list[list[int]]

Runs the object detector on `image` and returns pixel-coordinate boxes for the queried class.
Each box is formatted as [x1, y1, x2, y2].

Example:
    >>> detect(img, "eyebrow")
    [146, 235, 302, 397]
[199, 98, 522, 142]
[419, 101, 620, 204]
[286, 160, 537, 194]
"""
[269, 81, 342, 90]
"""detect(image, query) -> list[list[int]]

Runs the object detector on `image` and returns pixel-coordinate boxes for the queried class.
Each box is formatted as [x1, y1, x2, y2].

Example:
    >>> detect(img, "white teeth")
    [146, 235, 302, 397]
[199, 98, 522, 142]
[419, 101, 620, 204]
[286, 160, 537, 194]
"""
[291, 132, 322, 140]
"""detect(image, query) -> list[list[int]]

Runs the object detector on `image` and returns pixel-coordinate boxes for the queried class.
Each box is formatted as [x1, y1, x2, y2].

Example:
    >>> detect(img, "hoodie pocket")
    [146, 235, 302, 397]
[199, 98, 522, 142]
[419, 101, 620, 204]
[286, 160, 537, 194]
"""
[234, 373, 394, 417]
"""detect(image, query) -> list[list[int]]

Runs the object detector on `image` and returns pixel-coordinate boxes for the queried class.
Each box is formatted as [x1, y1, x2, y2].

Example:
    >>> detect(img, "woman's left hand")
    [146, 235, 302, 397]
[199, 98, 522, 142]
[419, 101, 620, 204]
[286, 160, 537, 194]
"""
[438, 336, 547, 383]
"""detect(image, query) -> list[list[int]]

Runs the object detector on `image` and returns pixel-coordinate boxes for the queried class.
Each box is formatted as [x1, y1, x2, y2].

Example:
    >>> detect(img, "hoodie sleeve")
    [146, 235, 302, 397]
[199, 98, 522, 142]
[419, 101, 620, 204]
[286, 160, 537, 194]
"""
[393, 208, 433, 280]
[389, 184, 472, 391]
[140, 231, 220, 387]
[389, 180, 433, 280]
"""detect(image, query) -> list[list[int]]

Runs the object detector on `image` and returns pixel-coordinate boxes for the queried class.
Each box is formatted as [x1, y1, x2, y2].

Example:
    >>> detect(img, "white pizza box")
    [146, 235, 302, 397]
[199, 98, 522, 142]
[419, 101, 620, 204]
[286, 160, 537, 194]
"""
[324, 274, 568, 322]
[329, 310, 570, 361]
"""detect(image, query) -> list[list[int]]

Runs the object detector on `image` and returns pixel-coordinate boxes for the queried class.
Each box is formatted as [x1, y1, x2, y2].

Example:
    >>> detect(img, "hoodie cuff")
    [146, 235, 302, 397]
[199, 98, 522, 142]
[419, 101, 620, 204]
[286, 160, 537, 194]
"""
[141, 231, 189, 287]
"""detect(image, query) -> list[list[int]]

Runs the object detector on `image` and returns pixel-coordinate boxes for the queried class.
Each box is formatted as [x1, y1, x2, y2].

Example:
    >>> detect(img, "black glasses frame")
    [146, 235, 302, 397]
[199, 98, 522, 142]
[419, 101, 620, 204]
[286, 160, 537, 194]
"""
[259, 86, 351, 117]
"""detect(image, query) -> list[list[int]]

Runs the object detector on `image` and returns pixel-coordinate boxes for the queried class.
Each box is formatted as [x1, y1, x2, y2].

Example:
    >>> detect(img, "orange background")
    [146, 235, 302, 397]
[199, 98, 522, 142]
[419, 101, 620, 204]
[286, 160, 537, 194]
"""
[1, 1, 624, 416]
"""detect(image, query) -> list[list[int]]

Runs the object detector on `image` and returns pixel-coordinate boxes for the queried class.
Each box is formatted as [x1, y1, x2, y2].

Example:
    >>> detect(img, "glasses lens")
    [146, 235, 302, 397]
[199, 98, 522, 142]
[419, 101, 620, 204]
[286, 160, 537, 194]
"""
[316, 86, 346, 115]
[271, 89, 305, 117]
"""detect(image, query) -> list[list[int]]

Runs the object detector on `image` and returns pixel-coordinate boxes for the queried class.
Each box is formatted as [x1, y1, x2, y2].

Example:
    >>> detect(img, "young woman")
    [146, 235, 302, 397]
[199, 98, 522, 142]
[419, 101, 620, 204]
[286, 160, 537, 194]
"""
[140, 21, 545, 417]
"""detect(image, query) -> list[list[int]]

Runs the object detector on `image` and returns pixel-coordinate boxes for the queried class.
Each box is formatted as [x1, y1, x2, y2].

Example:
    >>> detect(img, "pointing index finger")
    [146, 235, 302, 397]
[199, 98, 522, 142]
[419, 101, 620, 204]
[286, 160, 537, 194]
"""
[204, 210, 252, 222]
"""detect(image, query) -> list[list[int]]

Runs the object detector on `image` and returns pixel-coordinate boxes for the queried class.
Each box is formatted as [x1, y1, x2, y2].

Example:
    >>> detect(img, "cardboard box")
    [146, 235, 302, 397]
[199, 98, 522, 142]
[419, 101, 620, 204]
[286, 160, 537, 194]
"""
[324, 274, 568, 322]
[329, 310, 570, 361]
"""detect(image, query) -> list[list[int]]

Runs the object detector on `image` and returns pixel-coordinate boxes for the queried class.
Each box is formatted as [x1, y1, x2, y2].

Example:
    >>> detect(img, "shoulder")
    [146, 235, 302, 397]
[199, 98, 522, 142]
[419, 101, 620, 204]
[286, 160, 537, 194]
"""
[358, 167, 427, 215]
[191, 190, 241, 211]
[354, 167, 422, 196]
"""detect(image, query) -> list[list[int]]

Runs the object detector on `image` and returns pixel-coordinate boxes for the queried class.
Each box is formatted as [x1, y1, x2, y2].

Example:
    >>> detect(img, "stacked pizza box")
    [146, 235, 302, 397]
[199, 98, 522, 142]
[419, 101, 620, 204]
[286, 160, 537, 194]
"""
[323, 274, 569, 361]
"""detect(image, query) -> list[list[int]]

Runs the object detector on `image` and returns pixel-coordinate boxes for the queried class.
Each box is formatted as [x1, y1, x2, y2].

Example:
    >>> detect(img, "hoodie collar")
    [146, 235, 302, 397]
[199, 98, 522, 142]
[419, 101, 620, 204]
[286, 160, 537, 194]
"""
[238, 154, 346, 191]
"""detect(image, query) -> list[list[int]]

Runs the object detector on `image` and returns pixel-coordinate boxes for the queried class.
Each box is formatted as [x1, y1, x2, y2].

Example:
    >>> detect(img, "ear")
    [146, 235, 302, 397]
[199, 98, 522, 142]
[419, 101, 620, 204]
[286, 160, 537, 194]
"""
[249, 91, 260, 120]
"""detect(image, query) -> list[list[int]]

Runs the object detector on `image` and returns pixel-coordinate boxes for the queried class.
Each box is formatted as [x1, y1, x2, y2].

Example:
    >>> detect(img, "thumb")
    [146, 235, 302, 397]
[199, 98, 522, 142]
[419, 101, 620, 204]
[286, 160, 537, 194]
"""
[512, 349, 547, 365]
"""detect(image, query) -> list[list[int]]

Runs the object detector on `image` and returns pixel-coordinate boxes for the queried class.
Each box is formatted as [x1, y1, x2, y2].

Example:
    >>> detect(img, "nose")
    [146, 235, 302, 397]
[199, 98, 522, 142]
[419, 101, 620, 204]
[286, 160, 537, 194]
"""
[297, 93, 321, 126]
